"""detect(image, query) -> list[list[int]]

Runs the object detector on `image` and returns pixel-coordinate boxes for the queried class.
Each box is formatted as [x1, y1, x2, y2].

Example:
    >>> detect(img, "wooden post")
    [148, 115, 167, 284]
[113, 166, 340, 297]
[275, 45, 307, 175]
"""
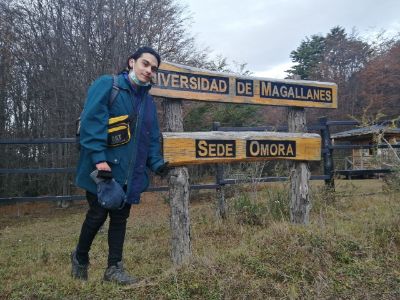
[288, 107, 311, 224]
[213, 122, 227, 219]
[216, 185, 226, 219]
[163, 98, 191, 265]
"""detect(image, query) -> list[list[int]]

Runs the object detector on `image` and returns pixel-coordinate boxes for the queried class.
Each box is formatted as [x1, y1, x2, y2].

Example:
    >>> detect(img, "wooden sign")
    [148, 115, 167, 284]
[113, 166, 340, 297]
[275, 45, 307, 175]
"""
[163, 131, 321, 166]
[152, 62, 337, 109]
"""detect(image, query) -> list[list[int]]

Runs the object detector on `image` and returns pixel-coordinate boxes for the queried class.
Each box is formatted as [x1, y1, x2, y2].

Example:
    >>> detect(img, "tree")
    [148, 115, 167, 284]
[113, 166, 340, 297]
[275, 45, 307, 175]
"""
[286, 26, 373, 121]
[287, 26, 371, 82]
[353, 41, 400, 120]
[286, 34, 325, 80]
[0, 0, 212, 197]
[317, 27, 371, 82]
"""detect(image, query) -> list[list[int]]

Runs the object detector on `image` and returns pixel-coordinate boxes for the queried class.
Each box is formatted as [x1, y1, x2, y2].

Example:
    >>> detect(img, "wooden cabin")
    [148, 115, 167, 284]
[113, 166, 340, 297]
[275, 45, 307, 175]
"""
[331, 125, 400, 171]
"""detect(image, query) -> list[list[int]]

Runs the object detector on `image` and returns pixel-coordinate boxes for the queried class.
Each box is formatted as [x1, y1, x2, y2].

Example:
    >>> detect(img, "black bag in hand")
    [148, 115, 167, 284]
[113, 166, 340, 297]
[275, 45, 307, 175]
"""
[90, 170, 126, 210]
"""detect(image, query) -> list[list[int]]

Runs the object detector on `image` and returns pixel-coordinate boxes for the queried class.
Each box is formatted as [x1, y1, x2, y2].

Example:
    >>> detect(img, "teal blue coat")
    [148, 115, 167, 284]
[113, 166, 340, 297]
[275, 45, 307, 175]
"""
[75, 73, 164, 204]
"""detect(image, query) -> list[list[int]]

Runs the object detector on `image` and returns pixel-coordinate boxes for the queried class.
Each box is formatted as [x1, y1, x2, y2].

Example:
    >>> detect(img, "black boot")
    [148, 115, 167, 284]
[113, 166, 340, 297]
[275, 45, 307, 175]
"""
[70, 250, 88, 280]
[103, 262, 138, 285]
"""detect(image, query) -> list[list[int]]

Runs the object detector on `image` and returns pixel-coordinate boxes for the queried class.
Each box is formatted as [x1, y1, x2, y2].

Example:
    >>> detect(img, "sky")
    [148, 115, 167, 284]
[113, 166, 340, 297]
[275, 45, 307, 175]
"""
[181, 0, 400, 79]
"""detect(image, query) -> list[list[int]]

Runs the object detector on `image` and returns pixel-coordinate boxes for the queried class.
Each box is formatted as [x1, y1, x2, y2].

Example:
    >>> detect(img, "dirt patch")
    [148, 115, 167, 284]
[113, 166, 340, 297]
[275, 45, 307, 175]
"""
[0, 191, 170, 219]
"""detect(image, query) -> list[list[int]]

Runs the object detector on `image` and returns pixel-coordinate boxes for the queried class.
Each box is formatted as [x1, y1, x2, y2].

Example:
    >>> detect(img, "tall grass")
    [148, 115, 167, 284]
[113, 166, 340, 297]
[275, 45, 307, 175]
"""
[1, 179, 399, 299]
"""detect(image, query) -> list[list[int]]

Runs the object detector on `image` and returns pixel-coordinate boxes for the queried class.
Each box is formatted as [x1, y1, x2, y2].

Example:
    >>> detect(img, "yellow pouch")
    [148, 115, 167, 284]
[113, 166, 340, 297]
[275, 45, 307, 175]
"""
[107, 115, 130, 146]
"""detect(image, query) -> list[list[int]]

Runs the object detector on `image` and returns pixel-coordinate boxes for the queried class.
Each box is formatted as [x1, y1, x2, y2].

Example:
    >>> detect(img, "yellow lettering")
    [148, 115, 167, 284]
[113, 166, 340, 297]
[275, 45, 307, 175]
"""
[313, 90, 320, 100]
[261, 82, 272, 96]
[278, 144, 285, 156]
[270, 144, 278, 156]
[197, 141, 208, 157]
[260, 143, 269, 156]
[249, 141, 259, 156]
[208, 143, 216, 156]
[219, 80, 227, 92]
[171, 74, 179, 88]
[217, 144, 225, 156]
[237, 82, 245, 94]
[320, 90, 326, 101]
[210, 79, 219, 92]
[226, 144, 233, 156]
[300, 88, 307, 99]
[280, 86, 287, 97]
[245, 83, 252, 95]
[189, 77, 197, 89]
[326, 90, 332, 101]
[237, 81, 252, 95]
[272, 85, 279, 97]
[295, 87, 300, 98]
[287, 87, 295, 98]
[201, 78, 209, 91]
[307, 89, 313, 99]
[180, 75, 189, 89]
[301, 88, 307, 99]
[287, 144, 294, 156]
[158, 73, 170, 86]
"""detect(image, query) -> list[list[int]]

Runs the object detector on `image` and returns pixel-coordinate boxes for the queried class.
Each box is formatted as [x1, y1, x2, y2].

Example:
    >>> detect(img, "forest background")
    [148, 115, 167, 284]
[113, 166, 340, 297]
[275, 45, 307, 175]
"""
[0, 0, 399, 197]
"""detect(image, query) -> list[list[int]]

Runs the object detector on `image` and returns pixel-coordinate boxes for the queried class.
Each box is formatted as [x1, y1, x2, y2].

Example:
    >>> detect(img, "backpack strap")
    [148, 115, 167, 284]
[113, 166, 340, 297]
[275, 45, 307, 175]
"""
[76, 75, 121, 150]
[108, 75, 120, 108]
[108, 75, 136, 129]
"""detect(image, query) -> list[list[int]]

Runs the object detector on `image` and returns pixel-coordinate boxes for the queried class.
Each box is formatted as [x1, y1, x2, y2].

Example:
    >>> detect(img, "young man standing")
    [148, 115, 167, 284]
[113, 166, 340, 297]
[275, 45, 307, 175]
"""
[72, 46, 168, 285]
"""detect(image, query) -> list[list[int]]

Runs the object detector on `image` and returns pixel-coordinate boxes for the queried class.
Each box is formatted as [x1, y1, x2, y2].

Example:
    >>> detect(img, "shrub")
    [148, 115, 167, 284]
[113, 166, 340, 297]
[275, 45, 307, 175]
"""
[232, 193, 269, 226]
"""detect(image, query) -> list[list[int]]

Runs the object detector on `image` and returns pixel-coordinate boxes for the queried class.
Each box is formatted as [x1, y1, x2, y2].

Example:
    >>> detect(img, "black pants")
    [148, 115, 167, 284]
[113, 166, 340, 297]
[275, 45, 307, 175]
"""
[75, 191, 131, 267]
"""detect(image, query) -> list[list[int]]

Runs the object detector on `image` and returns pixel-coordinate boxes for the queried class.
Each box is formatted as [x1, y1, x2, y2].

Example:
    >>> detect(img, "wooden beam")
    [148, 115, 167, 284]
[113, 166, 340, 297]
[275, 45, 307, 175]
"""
[163, 131, 321, 166]
[152, 62, 337, 109]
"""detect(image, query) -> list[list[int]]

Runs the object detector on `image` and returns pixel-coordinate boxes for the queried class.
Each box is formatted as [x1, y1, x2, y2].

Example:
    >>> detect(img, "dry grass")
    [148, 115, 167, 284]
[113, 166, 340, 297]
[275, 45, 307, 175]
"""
[1, 179, 399, 299]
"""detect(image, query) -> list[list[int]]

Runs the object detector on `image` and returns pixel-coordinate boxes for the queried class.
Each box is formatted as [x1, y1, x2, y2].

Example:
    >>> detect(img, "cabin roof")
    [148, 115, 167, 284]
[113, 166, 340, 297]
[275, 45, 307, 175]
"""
[331, 125, 400, 140]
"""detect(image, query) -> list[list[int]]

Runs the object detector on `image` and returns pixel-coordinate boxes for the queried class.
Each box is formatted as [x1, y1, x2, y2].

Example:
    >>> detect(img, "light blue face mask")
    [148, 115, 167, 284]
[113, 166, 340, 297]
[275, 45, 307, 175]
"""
[129, 71, 151, 87]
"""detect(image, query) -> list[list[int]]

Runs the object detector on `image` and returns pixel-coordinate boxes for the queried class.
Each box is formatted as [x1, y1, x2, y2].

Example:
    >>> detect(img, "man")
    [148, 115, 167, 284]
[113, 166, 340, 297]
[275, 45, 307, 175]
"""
[72, 46, 168, 285]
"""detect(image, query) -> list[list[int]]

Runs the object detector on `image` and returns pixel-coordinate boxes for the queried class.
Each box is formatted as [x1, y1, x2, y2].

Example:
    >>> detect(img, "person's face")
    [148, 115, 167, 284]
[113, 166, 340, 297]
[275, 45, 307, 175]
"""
[129, 53, 158, 83]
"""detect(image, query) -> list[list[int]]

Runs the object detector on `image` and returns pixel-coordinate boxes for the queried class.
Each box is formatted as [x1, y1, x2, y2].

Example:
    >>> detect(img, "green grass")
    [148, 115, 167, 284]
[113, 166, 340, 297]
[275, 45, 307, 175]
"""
[1, 179, 399, 299]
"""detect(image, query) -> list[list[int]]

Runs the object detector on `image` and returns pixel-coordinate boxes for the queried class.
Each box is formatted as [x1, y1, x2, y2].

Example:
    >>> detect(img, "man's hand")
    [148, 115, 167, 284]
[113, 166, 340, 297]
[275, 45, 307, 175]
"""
[96, 161, 111, 171]
[155, 162, 170, 178]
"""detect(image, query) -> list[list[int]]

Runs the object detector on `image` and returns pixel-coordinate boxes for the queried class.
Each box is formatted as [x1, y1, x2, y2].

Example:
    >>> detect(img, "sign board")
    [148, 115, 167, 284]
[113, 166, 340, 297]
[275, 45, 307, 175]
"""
[163, 131, 321, 166]
[152, 62, 337, 109]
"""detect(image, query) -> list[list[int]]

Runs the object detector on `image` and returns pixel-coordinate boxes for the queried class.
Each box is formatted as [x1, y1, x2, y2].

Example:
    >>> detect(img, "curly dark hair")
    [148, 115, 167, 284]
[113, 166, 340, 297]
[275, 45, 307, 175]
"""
[127, 46, 161, 69]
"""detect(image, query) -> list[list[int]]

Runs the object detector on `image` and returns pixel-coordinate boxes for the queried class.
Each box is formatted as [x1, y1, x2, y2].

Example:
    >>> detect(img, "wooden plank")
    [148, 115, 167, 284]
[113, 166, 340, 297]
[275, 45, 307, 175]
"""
[152, 62, 337, 109]
[163, 131, 321, 166]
